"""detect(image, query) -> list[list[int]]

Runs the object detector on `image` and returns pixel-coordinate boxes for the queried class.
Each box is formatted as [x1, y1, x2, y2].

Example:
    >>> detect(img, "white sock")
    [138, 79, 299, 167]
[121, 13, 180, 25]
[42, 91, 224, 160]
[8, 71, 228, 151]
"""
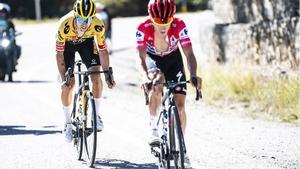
[149, 115, 157, 130]
[94, 98, 102, 116]
[63, 105, 72, 124]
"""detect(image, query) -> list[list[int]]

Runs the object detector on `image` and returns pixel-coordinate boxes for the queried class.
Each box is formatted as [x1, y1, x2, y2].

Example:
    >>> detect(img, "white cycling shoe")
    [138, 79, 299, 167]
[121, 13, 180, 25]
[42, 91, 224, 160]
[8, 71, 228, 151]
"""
[96, 115, 104, 131]
[148, 129, 160, 146]
[183, 154, 192, 168]
[63, 123, 73, 143]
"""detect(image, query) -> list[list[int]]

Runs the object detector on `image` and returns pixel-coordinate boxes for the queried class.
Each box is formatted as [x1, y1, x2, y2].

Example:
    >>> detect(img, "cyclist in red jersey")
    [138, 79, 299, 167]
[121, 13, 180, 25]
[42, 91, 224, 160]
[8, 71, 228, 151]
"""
[136, 0, 202, 166]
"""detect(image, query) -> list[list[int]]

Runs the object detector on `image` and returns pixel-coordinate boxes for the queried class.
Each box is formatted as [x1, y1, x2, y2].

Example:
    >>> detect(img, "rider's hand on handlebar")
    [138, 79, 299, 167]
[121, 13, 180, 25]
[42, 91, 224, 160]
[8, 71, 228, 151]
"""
[141, 81, 152, 94]
[191, 76, 202, 90]
[104, 73, 116, 89]
[104, 69, 116, 89]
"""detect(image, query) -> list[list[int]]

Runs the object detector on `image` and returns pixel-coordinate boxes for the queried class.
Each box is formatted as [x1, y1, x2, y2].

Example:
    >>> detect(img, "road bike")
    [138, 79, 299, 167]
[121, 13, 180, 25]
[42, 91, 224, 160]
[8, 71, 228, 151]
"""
[65, 60, 113, 167]
[146, 80, 201, 169]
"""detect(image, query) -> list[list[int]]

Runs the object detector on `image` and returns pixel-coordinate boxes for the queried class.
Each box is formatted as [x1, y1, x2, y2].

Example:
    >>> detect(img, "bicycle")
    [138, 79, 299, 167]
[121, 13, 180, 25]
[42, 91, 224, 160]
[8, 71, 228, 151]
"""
[65, 60, 113, 167]
[146, 80, 201, 169]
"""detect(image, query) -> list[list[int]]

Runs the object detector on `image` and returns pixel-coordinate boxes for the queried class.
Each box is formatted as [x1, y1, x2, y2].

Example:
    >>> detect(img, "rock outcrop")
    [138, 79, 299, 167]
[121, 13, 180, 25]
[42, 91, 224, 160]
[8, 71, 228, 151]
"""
[204, 0, 300, 70]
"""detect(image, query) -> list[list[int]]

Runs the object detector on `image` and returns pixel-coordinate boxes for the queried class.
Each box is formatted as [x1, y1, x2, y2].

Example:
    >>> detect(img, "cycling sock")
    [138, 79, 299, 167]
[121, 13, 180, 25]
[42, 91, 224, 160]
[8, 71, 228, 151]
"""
[94, 97, 102, 116]
[63, 105, 72, 124]
[149, 115, 157, 130]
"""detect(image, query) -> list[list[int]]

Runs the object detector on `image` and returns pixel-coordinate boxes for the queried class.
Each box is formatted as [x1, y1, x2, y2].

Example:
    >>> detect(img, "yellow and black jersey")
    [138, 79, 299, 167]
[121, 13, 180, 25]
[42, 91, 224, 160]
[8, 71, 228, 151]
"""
[56, 11, 106, 52]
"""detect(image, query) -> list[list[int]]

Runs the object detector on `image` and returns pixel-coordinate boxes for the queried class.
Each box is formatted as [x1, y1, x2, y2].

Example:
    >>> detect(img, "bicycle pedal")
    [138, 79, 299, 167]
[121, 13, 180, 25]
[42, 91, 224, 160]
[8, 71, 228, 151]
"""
[149, 141, 160, 147]
[151, 147, 160, 157]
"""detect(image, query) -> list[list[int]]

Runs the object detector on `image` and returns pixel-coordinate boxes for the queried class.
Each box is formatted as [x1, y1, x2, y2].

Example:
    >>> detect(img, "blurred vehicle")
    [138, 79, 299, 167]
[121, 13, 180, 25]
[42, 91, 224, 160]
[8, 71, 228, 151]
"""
[0, 19, 21, 81]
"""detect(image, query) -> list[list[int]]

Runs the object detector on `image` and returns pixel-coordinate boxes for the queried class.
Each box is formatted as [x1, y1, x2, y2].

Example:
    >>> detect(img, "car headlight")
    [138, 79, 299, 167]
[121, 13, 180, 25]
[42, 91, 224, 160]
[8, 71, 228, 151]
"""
[1, 38, 10, 48]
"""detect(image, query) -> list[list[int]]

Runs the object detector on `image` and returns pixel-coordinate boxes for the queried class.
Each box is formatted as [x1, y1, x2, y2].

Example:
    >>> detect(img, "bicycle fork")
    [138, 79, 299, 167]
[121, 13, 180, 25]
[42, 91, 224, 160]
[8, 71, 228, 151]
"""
[71, 91, 88, 138]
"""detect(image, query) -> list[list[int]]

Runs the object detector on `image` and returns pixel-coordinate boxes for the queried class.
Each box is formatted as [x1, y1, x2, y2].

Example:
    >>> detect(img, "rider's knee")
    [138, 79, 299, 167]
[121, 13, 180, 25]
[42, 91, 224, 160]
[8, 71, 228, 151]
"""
[61, 79, 75, 93]
[90, 75, 102, 87]
[177, 105, 186, 114]
[152, 85, 163, 96]
[175, 101, 186, 113]
[62, 85, 72, 94]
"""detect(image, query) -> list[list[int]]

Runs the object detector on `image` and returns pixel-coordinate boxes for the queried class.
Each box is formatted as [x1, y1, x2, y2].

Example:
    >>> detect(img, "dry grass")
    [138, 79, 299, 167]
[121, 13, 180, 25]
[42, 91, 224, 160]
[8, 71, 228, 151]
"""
[194, 65, 300, 124]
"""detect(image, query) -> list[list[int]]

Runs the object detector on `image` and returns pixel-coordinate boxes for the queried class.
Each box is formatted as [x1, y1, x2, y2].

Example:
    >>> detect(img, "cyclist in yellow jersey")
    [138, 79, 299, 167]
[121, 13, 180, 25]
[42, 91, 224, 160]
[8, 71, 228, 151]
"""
[56, 0, 115, 143]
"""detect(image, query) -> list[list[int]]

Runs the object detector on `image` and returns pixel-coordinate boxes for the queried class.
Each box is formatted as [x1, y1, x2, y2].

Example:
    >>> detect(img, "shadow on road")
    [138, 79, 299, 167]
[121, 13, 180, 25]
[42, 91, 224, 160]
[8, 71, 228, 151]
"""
[0, 125, 61, 136]
[7, 80, 53, 84]
[94, 159, 157, 169]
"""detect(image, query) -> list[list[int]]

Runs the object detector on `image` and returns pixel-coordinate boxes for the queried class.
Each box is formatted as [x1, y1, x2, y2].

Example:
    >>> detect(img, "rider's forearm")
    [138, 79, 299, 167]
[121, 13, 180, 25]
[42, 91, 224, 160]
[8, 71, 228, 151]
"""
[138, 49, 149, 81]
[183, 46, 198, 77]
[99, 49, 110, 71]
[187, 53, 198, 77]
[140, 60, 150, 81]
[56, 52, 66, 81]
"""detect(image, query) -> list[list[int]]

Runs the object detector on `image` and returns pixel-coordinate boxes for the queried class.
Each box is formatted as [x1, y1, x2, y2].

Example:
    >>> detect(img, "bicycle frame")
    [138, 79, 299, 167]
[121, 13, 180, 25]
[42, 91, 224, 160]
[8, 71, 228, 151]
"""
[158, 82, 187, 152]
[150, 80, 200, 169]
[71, 61, 91, 127]
[66, 60, 112, 167]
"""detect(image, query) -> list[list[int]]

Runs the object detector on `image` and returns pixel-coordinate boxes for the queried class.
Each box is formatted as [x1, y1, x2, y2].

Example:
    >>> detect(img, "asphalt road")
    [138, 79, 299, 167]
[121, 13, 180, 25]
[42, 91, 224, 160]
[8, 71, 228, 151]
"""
[0, 13, 299, 169]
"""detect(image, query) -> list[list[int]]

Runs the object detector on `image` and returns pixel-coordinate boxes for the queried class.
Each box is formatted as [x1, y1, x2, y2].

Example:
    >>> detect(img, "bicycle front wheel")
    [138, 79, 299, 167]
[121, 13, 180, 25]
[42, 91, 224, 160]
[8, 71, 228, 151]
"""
[171, 106, 185, 169]
[158, 134, 170, 169]
[83, 92, 97, 167]
[72, 93, 83, 160]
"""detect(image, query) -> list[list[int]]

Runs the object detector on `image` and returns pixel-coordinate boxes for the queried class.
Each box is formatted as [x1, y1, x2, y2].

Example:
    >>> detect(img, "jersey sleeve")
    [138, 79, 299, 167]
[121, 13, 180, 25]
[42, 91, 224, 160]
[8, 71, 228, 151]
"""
[136, 23, 146, 50]
[93, 18, 106, 50]
[55, 20, 67, 52]
[177, 19, 192, 48]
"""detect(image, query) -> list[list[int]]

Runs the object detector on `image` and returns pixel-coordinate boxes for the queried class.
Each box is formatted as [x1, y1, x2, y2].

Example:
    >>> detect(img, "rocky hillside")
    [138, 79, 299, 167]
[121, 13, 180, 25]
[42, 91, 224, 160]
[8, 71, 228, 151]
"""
[202, 0, 300, 70]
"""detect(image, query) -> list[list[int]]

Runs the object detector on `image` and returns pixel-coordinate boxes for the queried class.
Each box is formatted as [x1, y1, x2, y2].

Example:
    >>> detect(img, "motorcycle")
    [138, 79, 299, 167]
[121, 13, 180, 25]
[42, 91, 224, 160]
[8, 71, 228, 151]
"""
[0, 19, 21, 82]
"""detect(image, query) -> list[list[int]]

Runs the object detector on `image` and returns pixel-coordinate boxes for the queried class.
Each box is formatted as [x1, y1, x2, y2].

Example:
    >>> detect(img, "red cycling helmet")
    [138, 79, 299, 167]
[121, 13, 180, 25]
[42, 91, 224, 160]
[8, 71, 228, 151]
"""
[148, 0, 176, 24]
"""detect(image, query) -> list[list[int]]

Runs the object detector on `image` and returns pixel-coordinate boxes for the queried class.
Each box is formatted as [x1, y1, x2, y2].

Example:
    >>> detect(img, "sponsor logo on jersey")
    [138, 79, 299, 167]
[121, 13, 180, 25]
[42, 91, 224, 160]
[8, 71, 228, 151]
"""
[57, 31, 63, 41]
[64, 22, 70, 34]
[136, 30, 144, 41]
[170, 35, 177, 46]
[95, 25, 104, 32]
[179, 28, 189, 39]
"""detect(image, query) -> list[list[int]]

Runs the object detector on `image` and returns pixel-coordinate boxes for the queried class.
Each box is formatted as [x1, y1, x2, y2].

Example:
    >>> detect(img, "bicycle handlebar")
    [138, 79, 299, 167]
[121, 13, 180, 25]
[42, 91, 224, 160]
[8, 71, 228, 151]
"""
[144, 80, 202, 105]
[64, 67, 113, 86]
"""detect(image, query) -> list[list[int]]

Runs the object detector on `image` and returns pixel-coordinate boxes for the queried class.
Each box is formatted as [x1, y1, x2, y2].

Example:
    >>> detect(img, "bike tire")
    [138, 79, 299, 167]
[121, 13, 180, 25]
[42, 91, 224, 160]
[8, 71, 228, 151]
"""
[83, 92, 97, 167]
[171, 106, 185, 169]
[169, 106, 178, 168]
[160, 137, 171, 169]
[72, 93, 83, 160]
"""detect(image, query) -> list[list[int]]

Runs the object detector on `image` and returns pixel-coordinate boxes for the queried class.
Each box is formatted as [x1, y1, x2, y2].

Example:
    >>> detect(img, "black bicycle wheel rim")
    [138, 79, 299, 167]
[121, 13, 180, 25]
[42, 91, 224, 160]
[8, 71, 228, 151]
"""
[83, 94, 97, 167]
[172, 106, 185, 169]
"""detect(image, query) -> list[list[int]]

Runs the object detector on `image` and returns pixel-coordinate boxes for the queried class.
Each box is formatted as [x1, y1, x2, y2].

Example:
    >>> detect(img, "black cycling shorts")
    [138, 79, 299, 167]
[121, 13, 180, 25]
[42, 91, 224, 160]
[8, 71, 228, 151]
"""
[147, 49, 187, 95]
[63, 38, 100, 72]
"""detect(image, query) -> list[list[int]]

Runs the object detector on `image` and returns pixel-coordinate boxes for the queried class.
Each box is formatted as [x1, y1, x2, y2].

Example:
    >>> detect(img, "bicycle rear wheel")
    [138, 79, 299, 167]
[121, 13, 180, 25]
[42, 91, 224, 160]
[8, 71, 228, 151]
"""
[83, 92, 97, 167]
[171, 106, 185, 169]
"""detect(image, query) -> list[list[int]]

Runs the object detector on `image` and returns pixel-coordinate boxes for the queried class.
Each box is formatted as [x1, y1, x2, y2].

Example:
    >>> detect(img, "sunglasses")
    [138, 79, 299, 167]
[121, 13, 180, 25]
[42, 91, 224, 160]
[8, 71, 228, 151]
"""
[151, 17, 173, 26]
[76, 16, 93, 24]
